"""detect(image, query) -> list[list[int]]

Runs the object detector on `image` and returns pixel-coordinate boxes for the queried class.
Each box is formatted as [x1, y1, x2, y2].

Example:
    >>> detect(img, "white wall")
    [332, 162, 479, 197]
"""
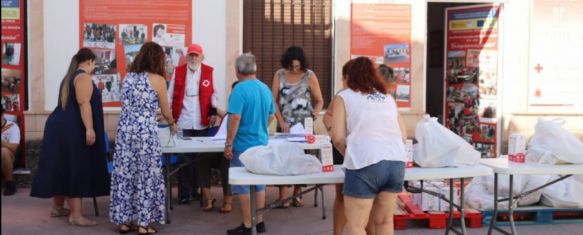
[42, 0, 229, 110]
[194, 0, 227, 109]
[43, 0, 79, 110]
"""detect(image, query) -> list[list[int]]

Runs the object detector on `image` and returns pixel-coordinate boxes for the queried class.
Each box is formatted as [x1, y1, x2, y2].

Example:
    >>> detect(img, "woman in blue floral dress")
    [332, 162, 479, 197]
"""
[109, 42, 177, 234]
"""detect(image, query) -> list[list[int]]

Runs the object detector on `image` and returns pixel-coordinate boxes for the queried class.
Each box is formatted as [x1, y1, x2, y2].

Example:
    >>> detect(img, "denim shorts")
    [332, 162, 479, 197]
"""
[343, 160, 405, 198]
[230, 150, 266, 195]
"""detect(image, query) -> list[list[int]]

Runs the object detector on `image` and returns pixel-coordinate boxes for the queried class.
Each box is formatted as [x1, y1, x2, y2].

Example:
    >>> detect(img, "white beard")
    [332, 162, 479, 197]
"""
[188, 63, 200, 71]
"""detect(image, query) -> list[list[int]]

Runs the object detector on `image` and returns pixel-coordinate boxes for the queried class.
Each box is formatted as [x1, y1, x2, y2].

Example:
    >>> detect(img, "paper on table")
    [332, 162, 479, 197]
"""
[211, 116, 228, 140]
[289, 123, 305, 134]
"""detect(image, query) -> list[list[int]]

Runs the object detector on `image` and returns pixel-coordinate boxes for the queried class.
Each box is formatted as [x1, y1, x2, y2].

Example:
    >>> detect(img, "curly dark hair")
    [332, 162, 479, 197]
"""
[129, 41, 166, 77]
[280, 46, 309, 71]
[346, 57, 388, 94]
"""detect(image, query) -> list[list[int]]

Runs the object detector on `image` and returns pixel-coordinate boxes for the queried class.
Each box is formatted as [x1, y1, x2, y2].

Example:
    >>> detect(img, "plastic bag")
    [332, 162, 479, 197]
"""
[527, 118, 583, 164]
[465, 174, 547, 210]
[157, 124, 176, 147]
[239, 142, 322, 175]
[541, 175, 583, 208]
[413, 115, 480, 167]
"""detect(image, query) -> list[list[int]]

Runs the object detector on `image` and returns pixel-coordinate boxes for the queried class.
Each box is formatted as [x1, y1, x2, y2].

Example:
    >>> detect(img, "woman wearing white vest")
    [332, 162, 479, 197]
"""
[331, 57, 407, 235]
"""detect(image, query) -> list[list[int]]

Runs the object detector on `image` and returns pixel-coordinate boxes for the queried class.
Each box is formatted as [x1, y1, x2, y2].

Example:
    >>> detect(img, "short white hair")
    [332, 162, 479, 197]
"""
[235, 53, 257, 75]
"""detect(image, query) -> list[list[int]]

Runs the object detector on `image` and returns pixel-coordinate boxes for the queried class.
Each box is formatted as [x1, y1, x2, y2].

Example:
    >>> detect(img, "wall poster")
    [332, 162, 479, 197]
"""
[528, 0, 583, 112]
[79, 0, 192, 107]
[350, 3, 412, 109]
[1, 0, 26, 166]
[444, 4, 501, 158]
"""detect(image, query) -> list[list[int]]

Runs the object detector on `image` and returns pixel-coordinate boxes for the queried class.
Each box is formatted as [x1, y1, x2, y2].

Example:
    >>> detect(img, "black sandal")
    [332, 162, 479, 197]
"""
[137, 226, 158, 235]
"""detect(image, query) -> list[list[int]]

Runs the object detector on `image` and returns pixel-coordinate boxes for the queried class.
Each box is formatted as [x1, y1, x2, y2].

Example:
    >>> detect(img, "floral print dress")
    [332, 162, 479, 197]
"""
[109, 72, 165, 226]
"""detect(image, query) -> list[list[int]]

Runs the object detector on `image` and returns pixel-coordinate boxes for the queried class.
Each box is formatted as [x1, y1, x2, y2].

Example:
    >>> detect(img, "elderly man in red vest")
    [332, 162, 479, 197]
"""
[168, 43, 226, 206]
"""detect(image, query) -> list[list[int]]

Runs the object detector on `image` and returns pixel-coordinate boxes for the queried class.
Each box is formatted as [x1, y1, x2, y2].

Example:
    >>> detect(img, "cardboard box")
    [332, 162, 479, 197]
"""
[321, 143, 334, 172]
[508, 133, 526, 163]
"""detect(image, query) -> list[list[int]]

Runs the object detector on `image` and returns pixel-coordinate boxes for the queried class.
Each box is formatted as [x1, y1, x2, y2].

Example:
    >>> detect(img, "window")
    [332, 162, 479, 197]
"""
[243, 0, 333, 106]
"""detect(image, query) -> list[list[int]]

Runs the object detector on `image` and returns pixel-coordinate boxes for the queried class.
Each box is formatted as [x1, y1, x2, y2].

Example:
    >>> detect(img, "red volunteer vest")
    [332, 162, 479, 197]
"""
[171, 63, 214, 127]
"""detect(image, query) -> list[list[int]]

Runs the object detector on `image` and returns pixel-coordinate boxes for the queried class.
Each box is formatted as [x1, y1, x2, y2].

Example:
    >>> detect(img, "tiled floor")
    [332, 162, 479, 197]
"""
[2, 186, 581, 235]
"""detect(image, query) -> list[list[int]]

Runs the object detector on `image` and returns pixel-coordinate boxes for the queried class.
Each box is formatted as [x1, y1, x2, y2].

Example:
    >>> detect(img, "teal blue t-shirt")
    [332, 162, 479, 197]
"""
[227, 79, 275, 152]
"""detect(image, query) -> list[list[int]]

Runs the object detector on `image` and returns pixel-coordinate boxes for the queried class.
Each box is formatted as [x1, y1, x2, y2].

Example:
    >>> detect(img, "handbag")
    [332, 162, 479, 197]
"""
[157, 124, 176, 147]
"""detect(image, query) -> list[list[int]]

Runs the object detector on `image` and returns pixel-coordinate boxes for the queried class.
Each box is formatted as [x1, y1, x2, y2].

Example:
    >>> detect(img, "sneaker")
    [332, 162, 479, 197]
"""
[256, 222, 266, 233]
[3, 181, 16, 196]
[227, 223, 251, 235]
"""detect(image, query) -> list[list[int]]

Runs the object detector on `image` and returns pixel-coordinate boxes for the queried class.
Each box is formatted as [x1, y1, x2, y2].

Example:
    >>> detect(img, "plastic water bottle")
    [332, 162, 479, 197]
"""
[177, 128, 184, 140]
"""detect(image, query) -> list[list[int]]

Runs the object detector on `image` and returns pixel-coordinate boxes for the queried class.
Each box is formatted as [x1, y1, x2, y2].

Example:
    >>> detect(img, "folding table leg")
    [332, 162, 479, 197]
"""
[250, 185, 257, 235]
[320, 186, 326, 220]
[445, 179, 454, 235]
[165, 154, 172, 223]
[487, 173, 499, 235]
[314, 185, 319, 207]
[460, 178, 467, 235]
[508, 175, 517, 235]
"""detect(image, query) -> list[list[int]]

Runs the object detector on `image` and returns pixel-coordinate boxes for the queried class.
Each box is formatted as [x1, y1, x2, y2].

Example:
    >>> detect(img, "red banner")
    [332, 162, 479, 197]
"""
[1, 0, 26, 166]
[444, 5, 501, 158]
[79, 0, 192, 107]
[350, 3, 412, 109]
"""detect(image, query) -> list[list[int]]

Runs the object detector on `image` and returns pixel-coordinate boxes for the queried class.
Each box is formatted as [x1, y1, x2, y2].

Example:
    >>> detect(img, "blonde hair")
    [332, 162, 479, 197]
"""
[59, 48, 96, 110]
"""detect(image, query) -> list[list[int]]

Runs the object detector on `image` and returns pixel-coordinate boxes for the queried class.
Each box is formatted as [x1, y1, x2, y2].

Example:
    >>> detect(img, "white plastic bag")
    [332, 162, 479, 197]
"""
[239, 142, 322, 175]
[157, 124, 176, 147]
[541, 175, 583, 208]
[413, 115, 480, 167]
[527, 118, 583, 164]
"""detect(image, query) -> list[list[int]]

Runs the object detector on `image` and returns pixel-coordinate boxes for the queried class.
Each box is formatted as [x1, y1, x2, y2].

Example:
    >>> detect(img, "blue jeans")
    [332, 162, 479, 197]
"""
[343, 160, 405, 198]
[230, 150, 266, 195]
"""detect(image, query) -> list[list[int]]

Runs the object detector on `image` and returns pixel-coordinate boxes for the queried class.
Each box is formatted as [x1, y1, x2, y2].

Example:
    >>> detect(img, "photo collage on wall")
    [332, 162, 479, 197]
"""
[82, 22, 187, 106]
[1, 67, 21, 112]
[444, 6, 500, 158]
[384, 43, 411, 102]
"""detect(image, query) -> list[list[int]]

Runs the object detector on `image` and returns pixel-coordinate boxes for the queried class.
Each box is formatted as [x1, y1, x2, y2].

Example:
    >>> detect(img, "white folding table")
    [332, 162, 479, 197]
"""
[160, 137, 327, 223]
[230, 164, 493, 235]
[480, 158, 583, 235]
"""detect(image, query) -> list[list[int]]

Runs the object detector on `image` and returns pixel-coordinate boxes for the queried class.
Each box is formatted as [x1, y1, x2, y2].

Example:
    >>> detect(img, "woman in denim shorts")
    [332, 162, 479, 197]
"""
[331, 57, 408, 235]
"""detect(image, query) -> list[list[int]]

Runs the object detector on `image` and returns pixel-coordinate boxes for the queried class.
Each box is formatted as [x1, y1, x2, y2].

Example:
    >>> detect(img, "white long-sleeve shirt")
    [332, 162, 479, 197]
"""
[167, 66, 218, 130]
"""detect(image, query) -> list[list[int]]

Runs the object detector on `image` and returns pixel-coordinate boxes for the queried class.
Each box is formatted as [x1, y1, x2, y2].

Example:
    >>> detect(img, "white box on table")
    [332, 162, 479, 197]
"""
[321, 143, 334, 172]
[508, 133, 526, 163]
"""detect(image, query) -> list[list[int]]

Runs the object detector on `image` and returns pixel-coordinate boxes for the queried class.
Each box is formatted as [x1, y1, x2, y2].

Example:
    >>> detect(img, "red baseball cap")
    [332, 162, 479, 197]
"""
[187, 43, 203, 55]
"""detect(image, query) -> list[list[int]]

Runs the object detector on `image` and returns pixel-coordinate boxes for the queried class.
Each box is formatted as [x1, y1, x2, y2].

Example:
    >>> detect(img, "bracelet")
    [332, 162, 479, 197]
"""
[225, 143, 233, 147]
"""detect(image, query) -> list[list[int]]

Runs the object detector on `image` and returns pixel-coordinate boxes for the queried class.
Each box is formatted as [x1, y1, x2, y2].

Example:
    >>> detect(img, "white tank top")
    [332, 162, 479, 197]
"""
[338, 89, 406, 170]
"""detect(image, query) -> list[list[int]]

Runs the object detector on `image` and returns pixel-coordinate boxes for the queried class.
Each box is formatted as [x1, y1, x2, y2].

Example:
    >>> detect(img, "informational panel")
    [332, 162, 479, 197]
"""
[1, 0, 26, 166]
[79, 0, 192, 107]
[350, 3, 412, 109]
[528, 0, 583, 112]
[444, 4, 501, 158]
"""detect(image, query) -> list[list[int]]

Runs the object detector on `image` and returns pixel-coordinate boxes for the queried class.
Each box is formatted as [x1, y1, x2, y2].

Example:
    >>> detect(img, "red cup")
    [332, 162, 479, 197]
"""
[305, 134, 315, 144]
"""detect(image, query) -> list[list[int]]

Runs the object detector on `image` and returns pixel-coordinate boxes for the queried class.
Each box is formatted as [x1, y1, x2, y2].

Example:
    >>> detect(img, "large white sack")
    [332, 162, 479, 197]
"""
[541, 174, 583, 208]
[239, 142, 322, 175]
[465, 174, 549, 210]
[413, 115, 480, 167]
[527, 118, 583, 164]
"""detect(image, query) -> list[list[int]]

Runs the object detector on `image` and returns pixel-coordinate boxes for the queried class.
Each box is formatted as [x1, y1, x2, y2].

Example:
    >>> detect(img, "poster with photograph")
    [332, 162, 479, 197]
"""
[1, 68, 21, 93]
[152, 23, 186, 48]
[384, 43, 410, 64]
[119, 24, 147, 45]
[445, 4, 501, 158]
[79, 0, 192, 107]
[351, 3, 412, 109]
[83, 23, 116, 49]
[1, 0, 26, 162]
[2, 42, 21, 65]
